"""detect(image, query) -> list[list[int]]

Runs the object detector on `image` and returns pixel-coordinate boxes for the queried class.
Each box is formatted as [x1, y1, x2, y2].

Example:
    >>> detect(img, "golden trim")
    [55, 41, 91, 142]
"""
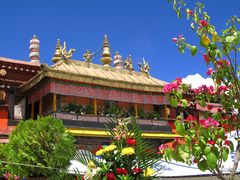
[20, 60, 166, 93]
[67, 128, 181, 139]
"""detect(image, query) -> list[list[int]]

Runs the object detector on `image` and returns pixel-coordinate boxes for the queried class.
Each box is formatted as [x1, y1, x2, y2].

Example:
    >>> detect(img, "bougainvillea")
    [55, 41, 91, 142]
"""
[163, 1, 240, 180]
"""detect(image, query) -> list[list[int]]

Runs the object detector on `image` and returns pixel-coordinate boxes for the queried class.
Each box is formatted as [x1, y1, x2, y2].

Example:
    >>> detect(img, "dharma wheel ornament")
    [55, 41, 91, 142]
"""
[100, 35, 112, 66]
[83, 49, 93, 63]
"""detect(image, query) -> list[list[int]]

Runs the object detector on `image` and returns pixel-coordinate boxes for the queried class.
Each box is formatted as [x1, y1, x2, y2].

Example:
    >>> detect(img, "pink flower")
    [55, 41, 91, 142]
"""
[202, 54, 210, 63]
[206, 68, 215, 76]
[217, 59, 230, 67]
[158, 144, 168, 152]
[200, 20, 208, 27]
[199, 117, 219, 128]
[4, 172, 10, 179]
[14, 176, 20, 180]
[207, 140, 216, 146]
[218, 85, 229, 94]
[176, 77, 182, 85]
[172, 38, 178, 42]
[178, 34, 184, 39]
[163, 83, 173, 93]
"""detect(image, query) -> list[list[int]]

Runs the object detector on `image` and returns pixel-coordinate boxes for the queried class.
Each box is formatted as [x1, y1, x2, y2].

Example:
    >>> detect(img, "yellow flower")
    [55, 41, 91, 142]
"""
[121, 147, 135, 156]
[104, 144, 117, 152]
[201, 34, 211, 46]
[87, 160, 96, 169]
[144, 167, 155, 177]
[96, 149, 104, 156]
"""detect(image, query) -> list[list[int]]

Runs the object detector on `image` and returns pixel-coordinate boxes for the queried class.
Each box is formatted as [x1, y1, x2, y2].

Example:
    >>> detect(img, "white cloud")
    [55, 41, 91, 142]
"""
[182, 73, 214, 89]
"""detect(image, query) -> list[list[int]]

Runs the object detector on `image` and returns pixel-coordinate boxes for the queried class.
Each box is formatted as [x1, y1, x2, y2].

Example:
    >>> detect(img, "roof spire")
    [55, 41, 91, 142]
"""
[52, 39, 62, 63]
[100, 35, 112, 66]
[29, 35, 40, 64]
[113, 51, 123, 69]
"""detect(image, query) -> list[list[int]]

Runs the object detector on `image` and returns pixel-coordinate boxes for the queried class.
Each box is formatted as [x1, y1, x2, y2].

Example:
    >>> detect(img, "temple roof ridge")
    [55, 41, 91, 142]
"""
[21, 58, 167, 93]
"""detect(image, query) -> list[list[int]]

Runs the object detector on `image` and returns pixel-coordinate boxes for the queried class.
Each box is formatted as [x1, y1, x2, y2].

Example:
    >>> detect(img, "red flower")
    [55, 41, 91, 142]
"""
[207, 104, 213, 110]
[185, 115, 196, 122]
[116, 168, 128, 175]
[193, 159, 199, 163]
[206, 68, 215, 76]
[132, 167, 142, 174]
[106, 172, 116, 180]
[126, 138, 136, 146]
[202, 54, 210, 63]
[200, 20, 208, 27]
[224, 140, 231, 146]
[187, 10, 193, 16]
[207, 140, 216, 146]
[172, 38, 178, 42]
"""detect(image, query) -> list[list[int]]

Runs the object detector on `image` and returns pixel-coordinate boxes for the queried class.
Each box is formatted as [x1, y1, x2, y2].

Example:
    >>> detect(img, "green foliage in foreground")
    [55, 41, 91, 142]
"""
[5, 116, 75, 177]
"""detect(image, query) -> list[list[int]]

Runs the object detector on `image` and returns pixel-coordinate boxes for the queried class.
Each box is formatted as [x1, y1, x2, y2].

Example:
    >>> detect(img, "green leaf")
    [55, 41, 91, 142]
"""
[226, 36, 235, 43]
[176, 92, 183, 99]
[204, 146, 211, 155]
[190, 46, 198, 56]
[181, 99, 188, 108]
[170, 96, 178, 108]
[199, 99, 206, 107]
[222, 148, 228, 162]
[206, 152, 217, 169]
[198, 160, 208, 171]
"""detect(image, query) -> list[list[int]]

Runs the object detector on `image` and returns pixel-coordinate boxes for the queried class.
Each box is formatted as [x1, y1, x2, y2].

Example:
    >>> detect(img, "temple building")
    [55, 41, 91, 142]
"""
[1, 35, 196, 149]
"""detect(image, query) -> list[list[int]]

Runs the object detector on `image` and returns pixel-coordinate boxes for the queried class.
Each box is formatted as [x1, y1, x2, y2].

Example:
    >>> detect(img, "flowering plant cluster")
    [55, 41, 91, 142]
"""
[81, 117, 158, 180]
[165, 1, 240, 179]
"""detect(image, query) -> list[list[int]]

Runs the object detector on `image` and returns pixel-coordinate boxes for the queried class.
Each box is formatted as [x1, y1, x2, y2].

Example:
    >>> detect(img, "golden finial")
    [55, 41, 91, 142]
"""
[100, 35, 112, 66]
[52, 39, 62, 63]
[124, 55, 134, 74]
[83, 49, 93, 63]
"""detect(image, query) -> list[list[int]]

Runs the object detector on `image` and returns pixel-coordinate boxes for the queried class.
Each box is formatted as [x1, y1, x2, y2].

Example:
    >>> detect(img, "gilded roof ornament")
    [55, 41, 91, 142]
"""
[52, 39, 76, 63]
[61, 41, 76, 61]
[124, 55, 134, 74]
[0, 69, 7, 76]
[100, 35, 112, 66]
[138, 58, 150, 77]
[83, 49, 93, 63]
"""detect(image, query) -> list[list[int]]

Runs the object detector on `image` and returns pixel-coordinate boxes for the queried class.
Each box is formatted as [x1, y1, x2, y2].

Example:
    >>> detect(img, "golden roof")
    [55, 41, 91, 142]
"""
[21, 59, 167, 93]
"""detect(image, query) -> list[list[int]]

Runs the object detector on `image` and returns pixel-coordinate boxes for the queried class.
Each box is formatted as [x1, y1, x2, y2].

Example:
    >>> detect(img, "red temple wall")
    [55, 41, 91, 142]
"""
[0, 106, 8, 128]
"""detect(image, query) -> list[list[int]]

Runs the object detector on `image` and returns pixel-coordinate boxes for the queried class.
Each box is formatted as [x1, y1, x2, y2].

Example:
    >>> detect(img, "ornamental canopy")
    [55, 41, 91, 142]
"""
[21, 59, 167, 93]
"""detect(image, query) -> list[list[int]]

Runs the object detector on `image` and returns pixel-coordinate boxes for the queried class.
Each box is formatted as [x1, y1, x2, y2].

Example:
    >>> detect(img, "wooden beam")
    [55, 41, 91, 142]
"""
[134, 103, 138, 118]
[93, 98, 97, 115]
[31, 103, 34, 119]
[39, 98, 42, 116]
[53, 94, 57, 112]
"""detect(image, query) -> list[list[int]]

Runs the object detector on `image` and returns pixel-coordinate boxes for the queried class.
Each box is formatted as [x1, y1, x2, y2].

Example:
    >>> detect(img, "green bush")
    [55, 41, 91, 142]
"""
[6, 116, 75, 177]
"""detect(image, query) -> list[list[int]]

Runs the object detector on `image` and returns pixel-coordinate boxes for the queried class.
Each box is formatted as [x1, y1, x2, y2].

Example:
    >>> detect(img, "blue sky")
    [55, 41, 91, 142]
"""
[0, 0, 239, 82]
